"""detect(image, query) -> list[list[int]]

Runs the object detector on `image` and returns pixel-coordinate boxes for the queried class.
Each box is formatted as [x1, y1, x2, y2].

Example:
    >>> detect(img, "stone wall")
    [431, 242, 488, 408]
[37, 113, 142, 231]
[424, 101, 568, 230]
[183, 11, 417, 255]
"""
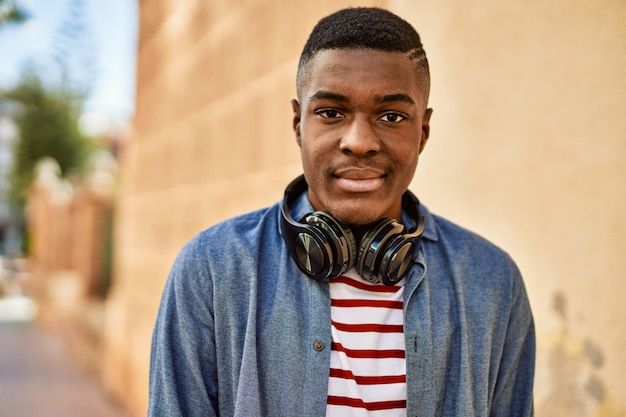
[104, 1, 626, 415]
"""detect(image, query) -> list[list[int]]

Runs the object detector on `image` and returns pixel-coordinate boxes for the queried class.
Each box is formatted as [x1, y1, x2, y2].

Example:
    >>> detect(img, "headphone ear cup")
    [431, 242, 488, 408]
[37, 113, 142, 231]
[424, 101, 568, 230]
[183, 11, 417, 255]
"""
[289, 221, 334, 281]
[301, 211, 357, 280]
[377, 235, 417, 286]
[356, 219, 405, 284]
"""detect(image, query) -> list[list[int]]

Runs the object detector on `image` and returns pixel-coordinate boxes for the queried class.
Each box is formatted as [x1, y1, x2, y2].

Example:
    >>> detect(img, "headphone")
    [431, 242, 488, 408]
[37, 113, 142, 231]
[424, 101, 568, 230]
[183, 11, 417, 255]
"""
[280, 175, 425, 286]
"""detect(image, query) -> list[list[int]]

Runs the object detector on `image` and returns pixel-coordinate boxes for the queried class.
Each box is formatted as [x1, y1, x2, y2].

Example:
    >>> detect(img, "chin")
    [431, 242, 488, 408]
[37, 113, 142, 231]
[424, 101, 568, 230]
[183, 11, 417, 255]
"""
[337, 214, 379, 226]
[326, 202, 387, 226]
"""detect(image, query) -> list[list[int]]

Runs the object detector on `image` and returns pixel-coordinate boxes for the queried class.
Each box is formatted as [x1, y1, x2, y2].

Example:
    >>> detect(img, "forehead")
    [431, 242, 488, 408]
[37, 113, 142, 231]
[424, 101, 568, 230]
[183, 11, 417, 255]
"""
[299, 48, 426, 107]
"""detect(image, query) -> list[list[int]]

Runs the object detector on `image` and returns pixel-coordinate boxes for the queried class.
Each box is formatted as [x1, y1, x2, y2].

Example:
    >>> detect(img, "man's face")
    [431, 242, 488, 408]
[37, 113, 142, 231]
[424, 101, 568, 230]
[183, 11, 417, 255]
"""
[291, 48, 432, 225]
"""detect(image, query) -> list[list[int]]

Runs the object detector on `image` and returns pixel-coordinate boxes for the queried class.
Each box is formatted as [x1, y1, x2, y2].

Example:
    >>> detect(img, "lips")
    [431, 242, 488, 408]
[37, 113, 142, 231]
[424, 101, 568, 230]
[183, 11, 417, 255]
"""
[333, 168, 386, 193]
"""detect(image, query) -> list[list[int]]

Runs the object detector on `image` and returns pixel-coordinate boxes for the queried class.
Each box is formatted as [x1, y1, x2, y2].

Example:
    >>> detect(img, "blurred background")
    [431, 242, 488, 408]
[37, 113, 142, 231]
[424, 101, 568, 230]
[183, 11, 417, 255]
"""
[0, 0, 624, 416]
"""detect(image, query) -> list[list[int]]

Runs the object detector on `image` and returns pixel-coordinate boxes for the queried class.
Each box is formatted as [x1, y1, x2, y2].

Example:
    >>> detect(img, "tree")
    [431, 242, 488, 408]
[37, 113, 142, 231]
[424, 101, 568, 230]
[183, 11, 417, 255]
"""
[0, 0, 29, 26]
[0, 0, 97, 204]
[4, 70, 92, 204]
[0, 0, 100, 256]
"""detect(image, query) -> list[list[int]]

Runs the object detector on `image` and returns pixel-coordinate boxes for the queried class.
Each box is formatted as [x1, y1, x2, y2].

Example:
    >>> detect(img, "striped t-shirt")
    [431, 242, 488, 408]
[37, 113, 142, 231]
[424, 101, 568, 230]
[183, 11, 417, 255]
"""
[326, 268, 406, 416]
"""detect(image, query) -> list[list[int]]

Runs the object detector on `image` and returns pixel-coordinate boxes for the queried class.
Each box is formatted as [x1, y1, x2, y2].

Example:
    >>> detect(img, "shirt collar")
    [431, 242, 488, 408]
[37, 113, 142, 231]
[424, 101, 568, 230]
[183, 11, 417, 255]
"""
[414, 203, 438, 242]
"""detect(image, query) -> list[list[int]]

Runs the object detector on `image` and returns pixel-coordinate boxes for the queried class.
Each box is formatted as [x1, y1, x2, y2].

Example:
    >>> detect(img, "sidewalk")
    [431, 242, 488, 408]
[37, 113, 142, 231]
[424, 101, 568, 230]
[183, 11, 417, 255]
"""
[0, 297, 130, 417]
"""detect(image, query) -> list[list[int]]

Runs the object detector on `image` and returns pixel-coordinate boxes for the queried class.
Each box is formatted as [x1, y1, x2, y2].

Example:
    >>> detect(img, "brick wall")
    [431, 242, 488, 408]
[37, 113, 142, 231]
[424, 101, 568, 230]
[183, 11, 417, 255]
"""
[104, 1, 626, 415]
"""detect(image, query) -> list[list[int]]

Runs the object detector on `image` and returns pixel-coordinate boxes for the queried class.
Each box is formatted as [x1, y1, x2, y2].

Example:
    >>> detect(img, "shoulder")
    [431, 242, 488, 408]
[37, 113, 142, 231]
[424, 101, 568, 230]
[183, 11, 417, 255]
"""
[420, 207, 525, 301]
[428, 210, 518, 271]
[196, 203, 278, 243]
[173, 203, 281, 271]
[418, 210, 533, 336]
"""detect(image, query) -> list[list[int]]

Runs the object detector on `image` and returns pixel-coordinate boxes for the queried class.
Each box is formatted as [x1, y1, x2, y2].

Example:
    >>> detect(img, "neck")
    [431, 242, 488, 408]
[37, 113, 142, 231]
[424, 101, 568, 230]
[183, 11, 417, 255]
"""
[349, 224, 369, 244]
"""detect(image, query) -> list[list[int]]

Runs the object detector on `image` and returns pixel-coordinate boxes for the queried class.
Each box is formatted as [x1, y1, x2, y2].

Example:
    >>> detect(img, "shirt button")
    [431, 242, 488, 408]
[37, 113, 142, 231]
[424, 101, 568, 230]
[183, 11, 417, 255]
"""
[313, 340, 324, 351]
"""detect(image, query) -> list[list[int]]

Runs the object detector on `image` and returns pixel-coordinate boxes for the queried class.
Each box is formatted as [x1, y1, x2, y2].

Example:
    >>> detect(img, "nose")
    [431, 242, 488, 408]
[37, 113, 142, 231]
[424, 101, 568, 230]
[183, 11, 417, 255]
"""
[339, 116, 380, 156]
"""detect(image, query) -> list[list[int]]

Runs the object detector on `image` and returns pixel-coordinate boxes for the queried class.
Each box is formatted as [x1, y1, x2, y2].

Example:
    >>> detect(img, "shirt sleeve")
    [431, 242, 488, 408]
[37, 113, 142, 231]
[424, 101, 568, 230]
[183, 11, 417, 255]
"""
[490, 268, 536, 417]
[148, 237, 218, 417]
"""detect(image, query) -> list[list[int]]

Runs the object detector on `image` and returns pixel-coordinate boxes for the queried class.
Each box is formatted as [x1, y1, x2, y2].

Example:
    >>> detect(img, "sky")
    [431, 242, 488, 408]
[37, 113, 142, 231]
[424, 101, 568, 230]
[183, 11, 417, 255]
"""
[0, 0, 138, 127]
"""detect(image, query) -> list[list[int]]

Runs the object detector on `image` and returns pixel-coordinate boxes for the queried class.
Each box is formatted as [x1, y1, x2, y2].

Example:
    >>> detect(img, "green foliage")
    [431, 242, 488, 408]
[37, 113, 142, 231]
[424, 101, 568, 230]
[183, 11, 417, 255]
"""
[0, 0, 98, 205]
[0, 0, 30, 25]
[3, 71, 93, 204]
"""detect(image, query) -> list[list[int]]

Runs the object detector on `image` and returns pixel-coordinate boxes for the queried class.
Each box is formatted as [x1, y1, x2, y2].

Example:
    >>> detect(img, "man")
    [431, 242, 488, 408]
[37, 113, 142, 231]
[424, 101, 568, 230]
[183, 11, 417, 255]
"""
[149, 7, 535, 417]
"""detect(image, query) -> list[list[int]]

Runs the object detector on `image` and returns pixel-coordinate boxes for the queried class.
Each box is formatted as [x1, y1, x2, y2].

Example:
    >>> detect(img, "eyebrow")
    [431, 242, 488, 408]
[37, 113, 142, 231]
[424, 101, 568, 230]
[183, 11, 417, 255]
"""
[308, 90, 350, 103]
[374, 93, 416, 105]
[308, 90, 415, 106]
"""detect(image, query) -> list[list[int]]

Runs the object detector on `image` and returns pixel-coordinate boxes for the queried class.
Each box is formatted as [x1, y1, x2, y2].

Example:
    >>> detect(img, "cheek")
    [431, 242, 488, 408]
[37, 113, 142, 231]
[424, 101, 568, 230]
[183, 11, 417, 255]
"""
[390, 144, 420, 182]
[299, 141, 321, 172]
[299, 130, 331, 160]
[391, 141, 419, 163]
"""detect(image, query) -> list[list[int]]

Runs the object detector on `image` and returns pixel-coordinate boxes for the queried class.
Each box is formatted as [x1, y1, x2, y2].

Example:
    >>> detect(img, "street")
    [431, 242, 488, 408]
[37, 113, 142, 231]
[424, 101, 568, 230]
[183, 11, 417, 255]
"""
[0, 296, 129, 417]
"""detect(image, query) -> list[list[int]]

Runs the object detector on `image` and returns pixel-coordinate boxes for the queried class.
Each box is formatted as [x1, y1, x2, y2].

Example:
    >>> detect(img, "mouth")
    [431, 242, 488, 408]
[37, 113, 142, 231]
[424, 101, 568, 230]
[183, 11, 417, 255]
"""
[332, 168, 386, 193]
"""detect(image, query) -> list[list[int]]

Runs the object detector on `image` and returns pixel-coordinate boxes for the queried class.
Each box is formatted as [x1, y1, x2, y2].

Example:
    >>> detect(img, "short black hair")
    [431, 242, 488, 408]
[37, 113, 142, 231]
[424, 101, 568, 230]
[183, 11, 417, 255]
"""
[296, 7, 430, 99]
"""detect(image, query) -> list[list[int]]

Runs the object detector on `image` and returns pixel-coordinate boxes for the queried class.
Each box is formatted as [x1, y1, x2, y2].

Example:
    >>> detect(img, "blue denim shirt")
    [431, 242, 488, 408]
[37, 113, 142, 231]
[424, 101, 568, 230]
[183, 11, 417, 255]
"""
[149, 193, 535, 416]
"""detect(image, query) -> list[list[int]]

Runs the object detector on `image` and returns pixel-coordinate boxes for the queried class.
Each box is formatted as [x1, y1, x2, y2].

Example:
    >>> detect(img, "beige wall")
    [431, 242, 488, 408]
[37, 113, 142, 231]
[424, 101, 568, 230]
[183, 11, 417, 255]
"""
[104, 1, 626, 415]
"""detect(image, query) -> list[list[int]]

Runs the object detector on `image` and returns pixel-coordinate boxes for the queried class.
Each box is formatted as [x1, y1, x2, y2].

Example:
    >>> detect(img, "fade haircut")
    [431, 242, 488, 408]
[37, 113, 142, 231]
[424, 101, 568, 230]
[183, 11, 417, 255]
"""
[296, 7, 430, 101]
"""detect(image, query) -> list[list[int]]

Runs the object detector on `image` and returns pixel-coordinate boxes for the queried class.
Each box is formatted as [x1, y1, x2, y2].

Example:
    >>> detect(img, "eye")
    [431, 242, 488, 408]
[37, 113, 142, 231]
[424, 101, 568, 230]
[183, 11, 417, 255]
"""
[316, 109, 345, 119]
[379, 112, 406, 123]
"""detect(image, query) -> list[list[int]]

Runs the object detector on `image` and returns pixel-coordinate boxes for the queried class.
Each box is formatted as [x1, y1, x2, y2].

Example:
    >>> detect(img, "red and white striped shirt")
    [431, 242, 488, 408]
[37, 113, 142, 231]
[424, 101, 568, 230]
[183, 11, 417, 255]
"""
[326, 269, 406, 416]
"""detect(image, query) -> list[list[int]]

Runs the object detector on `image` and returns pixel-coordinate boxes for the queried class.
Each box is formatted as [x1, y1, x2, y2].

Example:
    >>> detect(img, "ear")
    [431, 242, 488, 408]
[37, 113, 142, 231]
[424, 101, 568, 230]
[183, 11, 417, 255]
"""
[291, 99, 302, 147]
[419, 107, 433, 154]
